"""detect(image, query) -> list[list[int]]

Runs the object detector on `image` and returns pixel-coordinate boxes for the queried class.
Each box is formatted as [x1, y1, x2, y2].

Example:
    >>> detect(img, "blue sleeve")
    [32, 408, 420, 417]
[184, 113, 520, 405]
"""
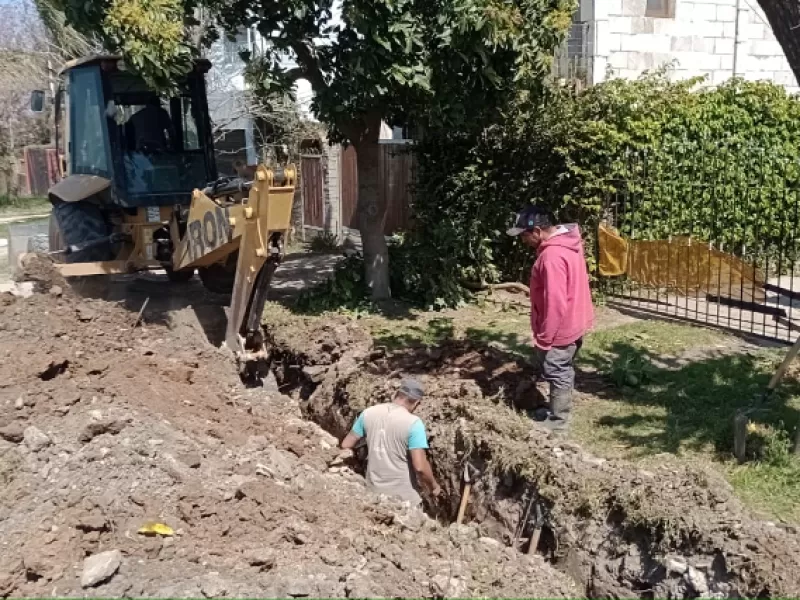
[408, 419, 429, 450]
[351, 413, 366, 438]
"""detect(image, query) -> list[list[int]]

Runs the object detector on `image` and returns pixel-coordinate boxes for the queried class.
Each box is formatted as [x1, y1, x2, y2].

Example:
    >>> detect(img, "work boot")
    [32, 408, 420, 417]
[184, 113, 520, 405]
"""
[539, 388, 572, 433]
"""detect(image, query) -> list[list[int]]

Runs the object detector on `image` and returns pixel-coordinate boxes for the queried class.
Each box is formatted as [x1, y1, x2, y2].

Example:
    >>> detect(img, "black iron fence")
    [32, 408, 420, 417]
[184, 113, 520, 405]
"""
[598, 143, 800, 343]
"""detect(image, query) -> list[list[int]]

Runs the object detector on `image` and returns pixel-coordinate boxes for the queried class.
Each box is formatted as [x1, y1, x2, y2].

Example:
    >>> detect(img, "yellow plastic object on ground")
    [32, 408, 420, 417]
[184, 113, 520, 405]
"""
[138, 522, 175, 537]
[598, 223, 766, 302]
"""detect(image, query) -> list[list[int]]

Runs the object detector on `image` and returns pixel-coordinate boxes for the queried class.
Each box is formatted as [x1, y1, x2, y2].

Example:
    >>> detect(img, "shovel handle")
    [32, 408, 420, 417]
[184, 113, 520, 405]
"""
[456, 483, 472, 525]
[527, 525, 542, 555]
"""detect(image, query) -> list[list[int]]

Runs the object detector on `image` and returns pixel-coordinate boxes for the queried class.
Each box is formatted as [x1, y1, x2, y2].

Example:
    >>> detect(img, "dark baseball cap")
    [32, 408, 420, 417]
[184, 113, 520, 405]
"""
[399, 378, 424, 401]
[507, 205, 555, 236]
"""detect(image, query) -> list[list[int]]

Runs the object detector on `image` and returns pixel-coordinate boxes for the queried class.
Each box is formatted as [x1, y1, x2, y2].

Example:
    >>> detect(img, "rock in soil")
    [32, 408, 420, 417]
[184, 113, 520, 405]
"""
[23, 426, 51, 452]
[81, 549, 122, 588]
[0, 424, 24, 444]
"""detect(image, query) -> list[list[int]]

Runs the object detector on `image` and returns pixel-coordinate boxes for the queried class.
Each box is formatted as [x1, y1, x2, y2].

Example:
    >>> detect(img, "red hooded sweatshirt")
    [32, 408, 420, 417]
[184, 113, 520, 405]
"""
[529, 224, 594, 350]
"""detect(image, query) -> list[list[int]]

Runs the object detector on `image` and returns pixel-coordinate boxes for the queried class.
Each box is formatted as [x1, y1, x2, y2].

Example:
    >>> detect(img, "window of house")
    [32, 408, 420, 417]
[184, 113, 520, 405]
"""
[645, 0, 675, 18]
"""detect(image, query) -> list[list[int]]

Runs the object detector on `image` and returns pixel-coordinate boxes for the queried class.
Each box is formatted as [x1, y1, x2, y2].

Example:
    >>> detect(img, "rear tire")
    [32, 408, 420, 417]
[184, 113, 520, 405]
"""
[51, 201, 112, 263]
[198, 252, 238, 294]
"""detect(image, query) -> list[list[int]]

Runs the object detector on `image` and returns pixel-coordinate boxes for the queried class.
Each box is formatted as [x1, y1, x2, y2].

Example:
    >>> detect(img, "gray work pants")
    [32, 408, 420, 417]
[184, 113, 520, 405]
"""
[533, 339, 582, 423]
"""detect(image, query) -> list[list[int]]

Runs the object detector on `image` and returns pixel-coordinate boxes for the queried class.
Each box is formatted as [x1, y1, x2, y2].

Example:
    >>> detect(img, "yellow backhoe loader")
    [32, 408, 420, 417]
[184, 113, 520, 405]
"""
[29, 55, 295, 379]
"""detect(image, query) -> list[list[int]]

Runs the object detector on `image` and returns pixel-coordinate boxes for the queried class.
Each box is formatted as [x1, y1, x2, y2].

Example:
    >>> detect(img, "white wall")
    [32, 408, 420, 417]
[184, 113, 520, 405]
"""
[592, 0, 798, 92]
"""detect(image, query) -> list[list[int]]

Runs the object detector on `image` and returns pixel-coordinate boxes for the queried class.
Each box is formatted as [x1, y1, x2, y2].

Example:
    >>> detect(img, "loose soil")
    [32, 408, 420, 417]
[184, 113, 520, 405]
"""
[0, 261, 577, 598]
[264, 307, 800, 598]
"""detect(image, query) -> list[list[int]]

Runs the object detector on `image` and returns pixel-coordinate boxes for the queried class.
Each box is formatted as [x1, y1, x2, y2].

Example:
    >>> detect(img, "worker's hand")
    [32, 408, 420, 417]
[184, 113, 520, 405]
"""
[328, 449, 353, 467]
[431, 485, 443, 499]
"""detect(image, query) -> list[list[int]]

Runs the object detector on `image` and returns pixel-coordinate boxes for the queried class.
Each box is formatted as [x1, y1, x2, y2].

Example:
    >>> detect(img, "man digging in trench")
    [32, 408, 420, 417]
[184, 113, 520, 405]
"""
[507, 205, 594, 433]
[337, 378, 442, 506]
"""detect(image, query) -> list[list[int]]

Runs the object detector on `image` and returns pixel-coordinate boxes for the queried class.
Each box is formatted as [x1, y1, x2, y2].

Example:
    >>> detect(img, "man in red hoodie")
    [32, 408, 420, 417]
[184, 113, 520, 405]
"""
[507, 206, 594, 431]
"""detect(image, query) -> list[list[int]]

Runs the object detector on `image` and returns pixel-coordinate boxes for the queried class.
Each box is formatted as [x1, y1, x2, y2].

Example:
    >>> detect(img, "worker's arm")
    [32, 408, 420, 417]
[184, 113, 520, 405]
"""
[339, 412, 366, 450]
[410, 450, 441, 496]
[340, 431, 361, 450]
[408, 420, 442, 496]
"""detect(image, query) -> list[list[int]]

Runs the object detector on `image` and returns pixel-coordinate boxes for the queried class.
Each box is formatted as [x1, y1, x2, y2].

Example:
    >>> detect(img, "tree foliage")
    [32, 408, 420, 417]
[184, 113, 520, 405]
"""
[397, 70, 800, 308]
[44, 0, 574, 299]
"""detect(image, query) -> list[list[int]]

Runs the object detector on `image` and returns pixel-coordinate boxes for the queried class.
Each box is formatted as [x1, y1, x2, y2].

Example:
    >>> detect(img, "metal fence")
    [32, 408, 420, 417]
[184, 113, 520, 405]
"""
[598, 144, 800, 343]
[553, 21, 593, 87]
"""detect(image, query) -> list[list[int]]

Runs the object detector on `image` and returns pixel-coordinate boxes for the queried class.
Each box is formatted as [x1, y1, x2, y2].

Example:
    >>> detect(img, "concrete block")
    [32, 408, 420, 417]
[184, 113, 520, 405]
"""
[699, 53, 722, 70]
[632, 17, 655, 34]
[604, 0, 624, 16]
[620, 33, 651, 52]
[608, 51, 630, 69]
[628, 51, 655, 71]
[597, 32, 623, 55]
[621, 0, 646, 17]
[593, 56, 610, 83]
[742, 23, 765, 41]
[772, 70, 799, 87]
[608, 16, 633, 34]
[722, 21, 736, 38]
[690, 3, 717, 22]
[652, 52, 676, 69]
[751, 40, 783, 58]
[747, 5, 768, 24]
[711, 69, 730, 85]
[617, 68, 642, 79]
[692, 36, 710, 52]
[716, 4, 736, 21]
[653, 18, 679, 34]
[671, 36, 693, 52]
[719, 53, 734, 71]
[743, 70, 768, 82]
[702, 21, 725, 37]
[714, 37, 735, 55]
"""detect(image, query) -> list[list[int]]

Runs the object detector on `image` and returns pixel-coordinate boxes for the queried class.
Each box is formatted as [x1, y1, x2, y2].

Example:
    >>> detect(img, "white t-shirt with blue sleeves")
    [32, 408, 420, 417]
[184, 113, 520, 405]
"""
[352, 411, 429, 449]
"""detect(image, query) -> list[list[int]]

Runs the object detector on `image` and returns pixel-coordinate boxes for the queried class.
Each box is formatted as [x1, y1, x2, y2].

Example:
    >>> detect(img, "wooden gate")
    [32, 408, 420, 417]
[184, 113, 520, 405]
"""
[24, 146, 60, 196]
[301, 154, 324, 228]
[339, 144, 414, 235]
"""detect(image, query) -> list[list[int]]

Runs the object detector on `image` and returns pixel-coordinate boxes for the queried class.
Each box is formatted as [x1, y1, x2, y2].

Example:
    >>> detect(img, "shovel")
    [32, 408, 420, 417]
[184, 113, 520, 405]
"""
[456, 463, 480, 525]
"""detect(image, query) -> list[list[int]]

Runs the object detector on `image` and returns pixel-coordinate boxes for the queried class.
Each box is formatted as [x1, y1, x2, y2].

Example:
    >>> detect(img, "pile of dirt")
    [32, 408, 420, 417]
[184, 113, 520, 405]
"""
[267, 315, 800, 598]
[13, 253, 68, 294]
[0, 277, 578, 598]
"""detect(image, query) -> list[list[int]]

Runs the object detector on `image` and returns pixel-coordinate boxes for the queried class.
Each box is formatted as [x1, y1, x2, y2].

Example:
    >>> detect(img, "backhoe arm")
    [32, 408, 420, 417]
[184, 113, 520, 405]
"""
[172, 164, 297, 379]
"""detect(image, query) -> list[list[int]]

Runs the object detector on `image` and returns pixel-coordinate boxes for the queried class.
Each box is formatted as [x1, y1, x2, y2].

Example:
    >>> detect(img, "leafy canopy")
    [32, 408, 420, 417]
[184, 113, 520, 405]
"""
[46, 0, 575, 141]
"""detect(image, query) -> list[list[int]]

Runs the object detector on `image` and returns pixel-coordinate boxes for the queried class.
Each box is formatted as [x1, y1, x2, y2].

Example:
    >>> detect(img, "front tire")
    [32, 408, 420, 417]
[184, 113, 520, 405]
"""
[198, 252, 238, 294]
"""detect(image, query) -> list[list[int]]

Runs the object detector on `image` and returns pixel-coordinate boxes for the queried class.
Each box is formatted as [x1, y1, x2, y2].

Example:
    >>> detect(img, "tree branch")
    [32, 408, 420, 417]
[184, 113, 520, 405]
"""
[289, 40, 326, 92]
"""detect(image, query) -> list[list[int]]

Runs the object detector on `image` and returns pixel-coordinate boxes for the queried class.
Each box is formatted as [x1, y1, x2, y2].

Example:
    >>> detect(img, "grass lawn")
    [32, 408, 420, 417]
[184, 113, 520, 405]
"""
[0, 196, 50, 217]
[349, 300, 800, 523]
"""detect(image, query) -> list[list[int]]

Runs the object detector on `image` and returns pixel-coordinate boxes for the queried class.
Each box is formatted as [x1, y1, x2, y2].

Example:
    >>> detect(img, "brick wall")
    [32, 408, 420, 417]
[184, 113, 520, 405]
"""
[592, 0, 798, 92]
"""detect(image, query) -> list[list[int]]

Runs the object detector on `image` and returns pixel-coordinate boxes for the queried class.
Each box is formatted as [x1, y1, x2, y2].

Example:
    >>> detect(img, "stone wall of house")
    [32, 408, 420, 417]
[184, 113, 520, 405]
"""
[591, 0, 798, 92]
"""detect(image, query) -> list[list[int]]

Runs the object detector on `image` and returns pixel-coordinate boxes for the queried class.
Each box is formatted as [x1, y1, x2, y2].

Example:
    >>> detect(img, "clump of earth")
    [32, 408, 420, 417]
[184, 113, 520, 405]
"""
[0, 270, 577, 598]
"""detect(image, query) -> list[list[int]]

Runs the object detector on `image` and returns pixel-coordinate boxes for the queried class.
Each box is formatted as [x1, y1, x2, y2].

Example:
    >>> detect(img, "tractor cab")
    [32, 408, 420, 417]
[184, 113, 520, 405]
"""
[45, 55, 217, 207]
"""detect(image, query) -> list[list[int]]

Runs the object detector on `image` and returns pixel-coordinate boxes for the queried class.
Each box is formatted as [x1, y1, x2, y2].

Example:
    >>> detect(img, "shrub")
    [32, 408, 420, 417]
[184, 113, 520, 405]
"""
[403, 69, 800, 306]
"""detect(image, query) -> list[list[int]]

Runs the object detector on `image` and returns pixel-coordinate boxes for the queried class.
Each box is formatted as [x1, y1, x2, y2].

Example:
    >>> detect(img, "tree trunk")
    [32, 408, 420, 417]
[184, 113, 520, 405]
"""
[757, 0, 800, 84]
[353, 116, 390, 300]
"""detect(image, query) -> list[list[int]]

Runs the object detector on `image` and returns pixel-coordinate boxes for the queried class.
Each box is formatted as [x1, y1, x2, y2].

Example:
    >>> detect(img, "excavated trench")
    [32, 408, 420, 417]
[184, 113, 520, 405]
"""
[262, 314, 800, 599]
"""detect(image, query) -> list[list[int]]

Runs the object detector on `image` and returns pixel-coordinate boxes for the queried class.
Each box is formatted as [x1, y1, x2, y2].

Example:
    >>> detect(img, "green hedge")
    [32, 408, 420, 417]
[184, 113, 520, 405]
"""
[394, 70, 800, 307]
